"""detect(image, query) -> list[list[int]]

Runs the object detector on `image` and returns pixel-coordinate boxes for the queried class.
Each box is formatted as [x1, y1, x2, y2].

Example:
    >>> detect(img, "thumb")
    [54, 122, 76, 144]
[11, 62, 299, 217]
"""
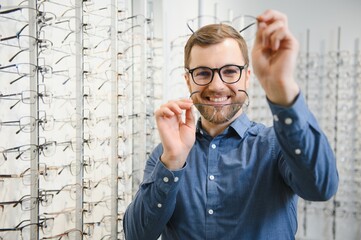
[254, 21, 267, 48]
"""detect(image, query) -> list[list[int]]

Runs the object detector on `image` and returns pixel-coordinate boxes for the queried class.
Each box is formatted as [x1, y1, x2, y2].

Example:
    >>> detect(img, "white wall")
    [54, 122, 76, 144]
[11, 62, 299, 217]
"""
[162, 0, 361, 100]
[164, 0, 361, 50]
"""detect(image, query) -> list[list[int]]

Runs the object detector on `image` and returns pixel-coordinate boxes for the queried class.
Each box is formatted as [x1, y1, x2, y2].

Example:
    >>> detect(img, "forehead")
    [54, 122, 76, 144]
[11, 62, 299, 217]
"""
[189, 38, 244, 68]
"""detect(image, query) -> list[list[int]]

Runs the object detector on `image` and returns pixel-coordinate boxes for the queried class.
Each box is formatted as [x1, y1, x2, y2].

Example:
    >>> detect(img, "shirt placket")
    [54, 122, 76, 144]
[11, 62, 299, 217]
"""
[205, 137, 220, 239]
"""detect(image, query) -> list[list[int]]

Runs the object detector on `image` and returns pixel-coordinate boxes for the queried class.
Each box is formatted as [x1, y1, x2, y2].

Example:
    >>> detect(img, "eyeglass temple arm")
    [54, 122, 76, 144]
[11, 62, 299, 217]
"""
[187, 23, 195, 34]
[0, 7, 22, 15]
[189, 91, 200, 98]
[0, 24, 29, 42]
[239, 22, 257, 34]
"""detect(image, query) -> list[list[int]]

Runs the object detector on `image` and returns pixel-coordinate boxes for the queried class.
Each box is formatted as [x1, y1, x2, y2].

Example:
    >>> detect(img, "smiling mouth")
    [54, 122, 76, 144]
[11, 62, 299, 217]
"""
[190, 91, 236, 106]
[205, 96, 230, 105]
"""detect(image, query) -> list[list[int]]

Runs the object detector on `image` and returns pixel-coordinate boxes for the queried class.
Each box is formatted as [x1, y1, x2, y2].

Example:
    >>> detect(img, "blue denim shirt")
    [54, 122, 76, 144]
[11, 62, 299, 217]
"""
[124, 93, 339, 240]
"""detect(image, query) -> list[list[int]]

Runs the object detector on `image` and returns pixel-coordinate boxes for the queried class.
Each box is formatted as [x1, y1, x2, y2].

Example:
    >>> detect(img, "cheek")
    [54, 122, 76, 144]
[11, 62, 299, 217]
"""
[230, 84, 242, 94]
[185, 75, 204, 96]
[237, 75, 249, 91]
[189, 85, 206, 99]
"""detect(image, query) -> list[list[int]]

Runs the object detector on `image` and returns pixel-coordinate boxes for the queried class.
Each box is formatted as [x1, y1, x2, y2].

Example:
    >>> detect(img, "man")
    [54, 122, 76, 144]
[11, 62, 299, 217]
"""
[123, 10, 338, 240]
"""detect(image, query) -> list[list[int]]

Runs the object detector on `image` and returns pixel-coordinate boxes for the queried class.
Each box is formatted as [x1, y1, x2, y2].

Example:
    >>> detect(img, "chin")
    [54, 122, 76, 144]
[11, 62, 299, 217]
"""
[198, 104, 242, 124]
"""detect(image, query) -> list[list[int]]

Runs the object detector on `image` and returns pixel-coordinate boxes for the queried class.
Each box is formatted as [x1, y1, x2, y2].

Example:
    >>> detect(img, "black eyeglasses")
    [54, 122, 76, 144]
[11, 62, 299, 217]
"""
[186, 64, 248, 86]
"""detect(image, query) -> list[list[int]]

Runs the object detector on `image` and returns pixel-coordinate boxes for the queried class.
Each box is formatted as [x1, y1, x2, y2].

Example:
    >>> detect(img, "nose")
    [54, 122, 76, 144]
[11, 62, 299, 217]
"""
[208, 70, 225, 90]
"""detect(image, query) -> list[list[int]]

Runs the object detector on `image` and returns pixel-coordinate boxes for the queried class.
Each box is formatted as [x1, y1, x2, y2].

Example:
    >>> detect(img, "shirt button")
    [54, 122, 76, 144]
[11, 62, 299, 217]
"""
[211, 144, 216, 149]
[273, 114, 279, 122]
[209, 175, 215, 180]
[285, 118, 293, 125]
[208, 209, 214, 215]
[163, 177, 169, 183]
[295, 149, 301, 155]
[157, 203, 162, 208]
[174, 177, 179, 182]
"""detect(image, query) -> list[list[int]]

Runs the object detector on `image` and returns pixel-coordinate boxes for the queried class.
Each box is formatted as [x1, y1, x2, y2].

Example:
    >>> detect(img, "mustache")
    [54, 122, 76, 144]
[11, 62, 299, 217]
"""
[189, 89, 249, 106]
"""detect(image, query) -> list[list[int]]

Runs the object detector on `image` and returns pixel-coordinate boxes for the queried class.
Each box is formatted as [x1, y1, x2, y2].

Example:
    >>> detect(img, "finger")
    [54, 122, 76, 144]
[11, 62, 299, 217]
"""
[261, 20, 285, 48]
[178, 98, 193, 105]
[257, 9, 287, 27]
[269, 28, 288, 51]
[184, 107, 195, 127]
[167, 100, 193, 113]
[155, 102, 178, 118]
[254, 21, 268, 48]
[156, 100, 193, 118]
[254, 21, 266, 46]
[155, 107, 174, 118]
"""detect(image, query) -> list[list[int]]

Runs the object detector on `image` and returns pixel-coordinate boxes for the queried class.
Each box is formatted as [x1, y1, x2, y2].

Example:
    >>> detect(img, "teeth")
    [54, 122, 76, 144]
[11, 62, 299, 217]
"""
[209, 97, 227, 102]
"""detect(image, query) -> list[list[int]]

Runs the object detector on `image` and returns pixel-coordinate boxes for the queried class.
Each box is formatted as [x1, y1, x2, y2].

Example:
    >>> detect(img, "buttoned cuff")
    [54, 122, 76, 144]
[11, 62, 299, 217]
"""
[145, 160, 186, 209]
[149, 159, 185, 192]
[267, 92, 310, 135]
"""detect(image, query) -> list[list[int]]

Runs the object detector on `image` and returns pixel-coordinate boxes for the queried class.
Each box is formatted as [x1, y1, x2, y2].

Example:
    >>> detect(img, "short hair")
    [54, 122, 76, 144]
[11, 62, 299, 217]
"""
[184, 24, 249, 68]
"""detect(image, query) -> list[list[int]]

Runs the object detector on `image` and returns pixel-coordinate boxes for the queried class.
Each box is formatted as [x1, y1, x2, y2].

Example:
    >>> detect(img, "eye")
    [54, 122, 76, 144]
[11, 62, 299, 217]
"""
[193, 68, 212, 78]
[221, 66, 239, 76]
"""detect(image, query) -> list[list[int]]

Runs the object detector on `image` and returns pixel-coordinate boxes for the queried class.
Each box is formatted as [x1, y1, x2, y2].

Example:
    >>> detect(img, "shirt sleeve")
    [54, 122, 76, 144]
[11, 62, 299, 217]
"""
[268, 92, 339, 201]
[123, 144, 186, 240]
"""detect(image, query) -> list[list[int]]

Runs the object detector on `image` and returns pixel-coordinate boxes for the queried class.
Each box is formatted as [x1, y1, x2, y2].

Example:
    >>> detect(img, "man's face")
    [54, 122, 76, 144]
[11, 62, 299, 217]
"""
[185, 38, 250, 124]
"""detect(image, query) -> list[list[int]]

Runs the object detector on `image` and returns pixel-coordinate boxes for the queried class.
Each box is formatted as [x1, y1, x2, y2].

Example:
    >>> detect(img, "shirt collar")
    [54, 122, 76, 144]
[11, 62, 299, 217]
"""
[196, 113, 253, 139]
[229, 113, 252, 138]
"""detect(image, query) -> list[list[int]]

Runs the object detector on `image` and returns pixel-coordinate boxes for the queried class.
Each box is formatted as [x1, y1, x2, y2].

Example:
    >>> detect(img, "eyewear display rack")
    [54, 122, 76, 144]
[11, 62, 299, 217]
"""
[0, 0, 162, 239]
[295, 29, 361, 240]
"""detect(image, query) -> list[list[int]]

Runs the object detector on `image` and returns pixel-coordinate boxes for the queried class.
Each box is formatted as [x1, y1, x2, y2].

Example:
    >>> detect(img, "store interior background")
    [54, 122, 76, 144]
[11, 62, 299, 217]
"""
[0, 0, 360, 239]
[162, 1, 361, 239]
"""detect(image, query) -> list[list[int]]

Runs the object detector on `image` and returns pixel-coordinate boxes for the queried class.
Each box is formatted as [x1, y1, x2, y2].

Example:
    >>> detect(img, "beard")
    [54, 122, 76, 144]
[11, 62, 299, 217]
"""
[195, 103, 242, 124]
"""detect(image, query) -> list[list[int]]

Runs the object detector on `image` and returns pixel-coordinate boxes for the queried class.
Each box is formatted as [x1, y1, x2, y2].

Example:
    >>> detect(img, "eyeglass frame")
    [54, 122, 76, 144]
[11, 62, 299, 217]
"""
[186, 15, 257, 37]
[0, 217, 54, 236]
[186, 64, 248, 86]
[0, 192, 53, 211]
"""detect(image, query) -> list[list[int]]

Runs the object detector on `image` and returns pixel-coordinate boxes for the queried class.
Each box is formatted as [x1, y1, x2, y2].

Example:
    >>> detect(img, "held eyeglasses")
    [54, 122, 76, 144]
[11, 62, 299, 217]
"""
[189, 89, 250, 122]
[186, 15, 258, 43]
